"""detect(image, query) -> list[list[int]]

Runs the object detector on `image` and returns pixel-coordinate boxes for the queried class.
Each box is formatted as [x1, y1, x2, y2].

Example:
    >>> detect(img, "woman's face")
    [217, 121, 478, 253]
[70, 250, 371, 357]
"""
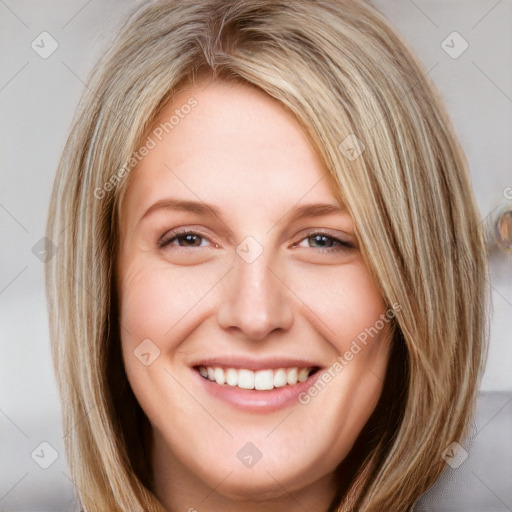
[117, 78, 393, 510]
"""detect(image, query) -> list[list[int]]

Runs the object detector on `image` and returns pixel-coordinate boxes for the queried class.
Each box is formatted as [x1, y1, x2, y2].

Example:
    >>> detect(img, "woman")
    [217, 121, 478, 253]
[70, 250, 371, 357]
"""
[45, 1, 489, 510]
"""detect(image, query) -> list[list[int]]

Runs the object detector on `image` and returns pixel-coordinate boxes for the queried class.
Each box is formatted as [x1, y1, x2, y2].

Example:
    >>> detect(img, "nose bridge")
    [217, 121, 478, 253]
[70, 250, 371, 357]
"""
[217, 243, 293, 339]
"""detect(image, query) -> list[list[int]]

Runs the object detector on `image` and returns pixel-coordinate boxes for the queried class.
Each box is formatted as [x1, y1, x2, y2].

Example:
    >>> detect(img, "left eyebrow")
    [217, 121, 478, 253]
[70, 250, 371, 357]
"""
[286, 202, 346, 221]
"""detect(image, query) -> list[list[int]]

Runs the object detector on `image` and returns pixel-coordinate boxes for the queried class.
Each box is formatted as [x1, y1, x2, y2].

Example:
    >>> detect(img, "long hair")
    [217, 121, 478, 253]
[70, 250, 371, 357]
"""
[45, 1, 489, 510]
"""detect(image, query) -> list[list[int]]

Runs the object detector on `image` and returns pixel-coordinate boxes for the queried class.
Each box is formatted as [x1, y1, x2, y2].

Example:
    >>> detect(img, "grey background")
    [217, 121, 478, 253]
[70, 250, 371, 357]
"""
[0, 0, 511, 510]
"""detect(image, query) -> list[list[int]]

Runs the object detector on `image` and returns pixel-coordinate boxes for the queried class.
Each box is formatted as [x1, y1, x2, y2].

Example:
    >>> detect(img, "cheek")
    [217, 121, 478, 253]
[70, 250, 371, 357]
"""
[118, 258, 214, 344]
[116, 257, 211, 423]
[290, 260, 387, 350]
[116, 255, 232, 385]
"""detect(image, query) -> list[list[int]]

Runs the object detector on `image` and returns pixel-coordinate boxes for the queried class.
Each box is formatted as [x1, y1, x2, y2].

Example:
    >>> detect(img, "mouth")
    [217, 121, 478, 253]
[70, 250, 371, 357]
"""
[196, 365, 319, 390]
[191, 360, 323, 413]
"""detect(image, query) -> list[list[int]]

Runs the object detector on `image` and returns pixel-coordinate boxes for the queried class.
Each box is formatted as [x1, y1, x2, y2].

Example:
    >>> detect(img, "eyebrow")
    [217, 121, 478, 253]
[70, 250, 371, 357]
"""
[138, 198, 346, 226]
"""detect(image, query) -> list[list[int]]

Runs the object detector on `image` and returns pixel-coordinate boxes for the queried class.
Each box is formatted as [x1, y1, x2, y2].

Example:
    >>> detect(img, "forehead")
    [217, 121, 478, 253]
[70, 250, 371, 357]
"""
[121, 78, 343, 224]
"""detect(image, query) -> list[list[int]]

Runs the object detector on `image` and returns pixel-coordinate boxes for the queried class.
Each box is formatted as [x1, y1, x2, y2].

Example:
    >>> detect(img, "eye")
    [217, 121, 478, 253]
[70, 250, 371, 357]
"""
[294, 232, 354, 253]
[157, 228, 353, 254]
[158, 228, 212, 249]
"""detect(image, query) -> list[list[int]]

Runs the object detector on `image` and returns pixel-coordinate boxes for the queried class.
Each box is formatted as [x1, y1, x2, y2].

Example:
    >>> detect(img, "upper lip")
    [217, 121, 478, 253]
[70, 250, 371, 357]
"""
[190, 356, 323, 371]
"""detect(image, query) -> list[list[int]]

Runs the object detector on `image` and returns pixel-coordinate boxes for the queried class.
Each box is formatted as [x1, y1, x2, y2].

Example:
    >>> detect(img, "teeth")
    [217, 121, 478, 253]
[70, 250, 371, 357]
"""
[287, 368, 298, 385]
[273, 368, 287, 388]
[298, 368, 309, 382]
[214, 367, 225, 385]
[238, 369, 255, 390]
[226, 368, 238, 386]
[198, 366, 316, 390]
[254, 369, 274, 390]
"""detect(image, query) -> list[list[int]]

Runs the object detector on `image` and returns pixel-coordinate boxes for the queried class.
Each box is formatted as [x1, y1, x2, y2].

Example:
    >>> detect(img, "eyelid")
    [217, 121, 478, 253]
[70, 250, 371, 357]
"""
[293, 228, 355, 247]
[158, 226, 216, 248]
[158, 226, 355, 251]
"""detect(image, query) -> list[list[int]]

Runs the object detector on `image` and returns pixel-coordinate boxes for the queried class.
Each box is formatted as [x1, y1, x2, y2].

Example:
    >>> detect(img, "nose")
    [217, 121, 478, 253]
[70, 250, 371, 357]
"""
[216, 247, 294, 341]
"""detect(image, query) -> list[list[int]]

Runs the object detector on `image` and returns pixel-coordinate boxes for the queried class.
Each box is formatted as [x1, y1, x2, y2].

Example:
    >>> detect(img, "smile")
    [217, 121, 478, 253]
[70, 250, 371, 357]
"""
[197, 366, 317, 390]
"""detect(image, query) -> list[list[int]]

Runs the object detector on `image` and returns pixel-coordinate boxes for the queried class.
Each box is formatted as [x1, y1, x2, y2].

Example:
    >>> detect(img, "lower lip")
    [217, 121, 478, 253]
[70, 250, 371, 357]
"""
[193, 368, 323, 413]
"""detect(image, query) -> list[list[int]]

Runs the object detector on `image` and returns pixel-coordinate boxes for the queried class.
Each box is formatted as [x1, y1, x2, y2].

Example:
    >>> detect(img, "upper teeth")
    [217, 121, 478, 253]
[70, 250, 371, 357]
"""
[198, 366, 314, 390]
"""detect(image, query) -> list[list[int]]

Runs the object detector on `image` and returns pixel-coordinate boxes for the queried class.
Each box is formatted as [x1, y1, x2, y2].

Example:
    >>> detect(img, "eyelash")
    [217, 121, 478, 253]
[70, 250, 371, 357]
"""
[158, 228, 353, 253]
[294, 233, 353, 253]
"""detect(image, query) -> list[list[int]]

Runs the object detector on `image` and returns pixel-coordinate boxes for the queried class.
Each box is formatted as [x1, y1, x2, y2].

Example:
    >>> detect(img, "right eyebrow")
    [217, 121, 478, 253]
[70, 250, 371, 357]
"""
[138, 198, 222, 226]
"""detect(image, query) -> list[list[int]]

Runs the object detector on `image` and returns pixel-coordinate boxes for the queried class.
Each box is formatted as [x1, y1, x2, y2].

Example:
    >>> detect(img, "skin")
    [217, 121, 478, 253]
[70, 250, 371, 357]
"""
[116, 76, 393, 512]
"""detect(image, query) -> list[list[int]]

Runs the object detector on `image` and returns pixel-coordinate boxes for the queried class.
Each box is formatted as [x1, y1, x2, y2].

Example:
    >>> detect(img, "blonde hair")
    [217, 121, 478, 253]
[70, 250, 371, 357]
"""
[45, 1, 489, 510]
